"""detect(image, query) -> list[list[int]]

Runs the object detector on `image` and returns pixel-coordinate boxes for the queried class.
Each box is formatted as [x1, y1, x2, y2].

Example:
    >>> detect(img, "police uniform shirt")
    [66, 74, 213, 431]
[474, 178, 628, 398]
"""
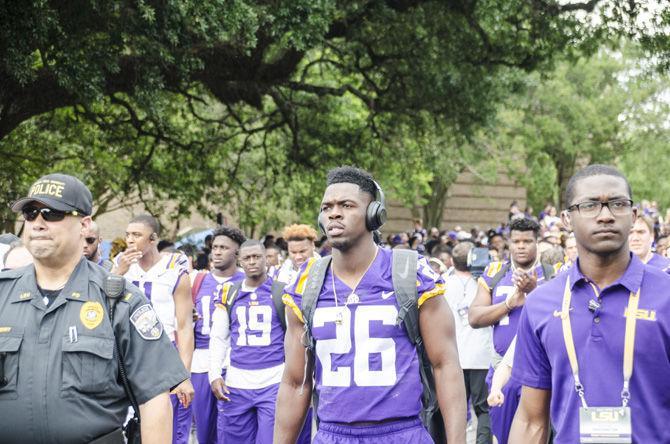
[513, 255, 670, 443]
[0, 258, 189, 444]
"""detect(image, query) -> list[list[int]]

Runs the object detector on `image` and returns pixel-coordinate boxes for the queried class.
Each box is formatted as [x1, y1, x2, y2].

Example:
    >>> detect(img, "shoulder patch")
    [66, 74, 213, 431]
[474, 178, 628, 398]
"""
[130, 304, 163, 340]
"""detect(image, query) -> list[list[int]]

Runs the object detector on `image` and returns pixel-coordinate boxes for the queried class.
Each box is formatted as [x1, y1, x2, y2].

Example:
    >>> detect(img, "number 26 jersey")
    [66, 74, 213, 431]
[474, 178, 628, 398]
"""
[283, 247, 445, 423]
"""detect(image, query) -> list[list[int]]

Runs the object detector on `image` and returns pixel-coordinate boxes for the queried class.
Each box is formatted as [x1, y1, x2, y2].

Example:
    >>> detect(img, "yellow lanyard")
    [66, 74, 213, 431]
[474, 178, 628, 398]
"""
[560, 276, 640, 408]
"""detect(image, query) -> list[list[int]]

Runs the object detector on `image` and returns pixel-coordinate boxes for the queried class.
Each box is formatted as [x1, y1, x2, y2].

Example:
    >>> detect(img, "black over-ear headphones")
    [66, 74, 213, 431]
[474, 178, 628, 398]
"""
[318, 180, 388, 234]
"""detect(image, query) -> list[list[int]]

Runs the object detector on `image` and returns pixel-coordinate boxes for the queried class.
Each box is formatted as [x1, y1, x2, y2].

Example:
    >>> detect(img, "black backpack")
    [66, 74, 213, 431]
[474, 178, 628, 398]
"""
[222, 279, 288, 330]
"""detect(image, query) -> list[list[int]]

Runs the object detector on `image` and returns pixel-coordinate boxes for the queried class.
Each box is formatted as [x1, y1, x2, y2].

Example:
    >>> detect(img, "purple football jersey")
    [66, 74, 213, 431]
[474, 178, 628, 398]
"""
[478, 261, 548, 356]
[283, 248, 445, 423]
[194, 271, 245, 349]
[228, 277, 286, 370]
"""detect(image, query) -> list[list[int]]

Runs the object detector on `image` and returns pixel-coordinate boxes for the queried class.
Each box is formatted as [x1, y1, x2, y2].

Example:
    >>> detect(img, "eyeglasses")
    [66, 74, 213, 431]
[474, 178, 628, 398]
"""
[567, 199, 633, 217]
[84, 237, 98, 245]
[22, 206, 79, 222]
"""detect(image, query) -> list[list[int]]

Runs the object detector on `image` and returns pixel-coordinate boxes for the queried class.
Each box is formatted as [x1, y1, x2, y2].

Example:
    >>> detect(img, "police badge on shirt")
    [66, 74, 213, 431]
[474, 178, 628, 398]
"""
[130, 304, 164, 340]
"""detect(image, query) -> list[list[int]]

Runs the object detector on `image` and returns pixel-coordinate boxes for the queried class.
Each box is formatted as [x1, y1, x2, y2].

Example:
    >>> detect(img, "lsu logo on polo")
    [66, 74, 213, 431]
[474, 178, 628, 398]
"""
[130, 304, 163, 340]
[80, 301, 104, 329]
[29, 179, 65, 198]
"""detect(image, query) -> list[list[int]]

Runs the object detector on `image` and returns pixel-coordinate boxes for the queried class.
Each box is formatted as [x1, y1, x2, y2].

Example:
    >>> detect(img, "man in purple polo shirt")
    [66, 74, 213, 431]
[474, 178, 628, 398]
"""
[274, 166, 466, 444]
[510, 164, 670, 443]
[191, 225, 246, 443]
[469, 217, 549, 444]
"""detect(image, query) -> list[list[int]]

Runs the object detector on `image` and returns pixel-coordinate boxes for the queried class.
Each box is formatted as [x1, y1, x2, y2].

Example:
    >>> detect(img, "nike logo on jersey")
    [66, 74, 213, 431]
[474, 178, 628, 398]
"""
[381, 291, 394, 300]
[553, 307, 573, 319]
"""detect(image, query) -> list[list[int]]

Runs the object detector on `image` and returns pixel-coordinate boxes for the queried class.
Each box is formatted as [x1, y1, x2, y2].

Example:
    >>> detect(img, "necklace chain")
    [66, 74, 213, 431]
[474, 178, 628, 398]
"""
[331, 248, 379, 311]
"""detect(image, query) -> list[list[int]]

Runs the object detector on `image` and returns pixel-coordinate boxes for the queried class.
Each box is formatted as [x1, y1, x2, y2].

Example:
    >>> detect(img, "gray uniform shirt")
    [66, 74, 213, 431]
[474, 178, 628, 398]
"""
[0, 258, 189, 443]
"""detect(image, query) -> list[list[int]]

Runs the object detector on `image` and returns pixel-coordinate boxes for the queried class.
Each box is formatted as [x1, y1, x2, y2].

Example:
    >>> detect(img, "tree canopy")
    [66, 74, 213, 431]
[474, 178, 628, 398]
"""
[2, 1, 669, 233]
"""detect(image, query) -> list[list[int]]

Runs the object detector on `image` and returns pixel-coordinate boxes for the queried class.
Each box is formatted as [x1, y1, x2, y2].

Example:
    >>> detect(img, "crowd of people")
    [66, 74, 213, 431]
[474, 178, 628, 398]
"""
[1, 164, 670, 444]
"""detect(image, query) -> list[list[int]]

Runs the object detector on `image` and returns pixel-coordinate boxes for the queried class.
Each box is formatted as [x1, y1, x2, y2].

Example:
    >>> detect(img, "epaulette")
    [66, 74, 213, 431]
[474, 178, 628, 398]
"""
[0, 267, 26, 280]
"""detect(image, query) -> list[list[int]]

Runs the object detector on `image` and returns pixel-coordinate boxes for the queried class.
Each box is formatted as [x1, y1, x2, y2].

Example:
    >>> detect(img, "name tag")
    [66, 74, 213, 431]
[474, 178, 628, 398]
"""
[579, 406, 631, 443]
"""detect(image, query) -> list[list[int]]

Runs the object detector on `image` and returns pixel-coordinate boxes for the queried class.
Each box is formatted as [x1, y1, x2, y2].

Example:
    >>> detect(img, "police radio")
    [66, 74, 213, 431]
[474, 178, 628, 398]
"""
[467, 248, 492, 279]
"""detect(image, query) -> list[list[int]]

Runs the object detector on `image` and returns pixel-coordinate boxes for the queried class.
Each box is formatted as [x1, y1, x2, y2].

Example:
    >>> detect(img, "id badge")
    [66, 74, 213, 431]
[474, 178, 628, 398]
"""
[457, 306, 469, 326]
[579, 407, 631, 443]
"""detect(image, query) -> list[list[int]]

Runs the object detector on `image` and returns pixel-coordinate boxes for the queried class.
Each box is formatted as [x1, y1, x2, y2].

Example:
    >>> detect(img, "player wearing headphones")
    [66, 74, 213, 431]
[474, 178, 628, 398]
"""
[114, 214, 195, 444]
[275, 166, 466, 444]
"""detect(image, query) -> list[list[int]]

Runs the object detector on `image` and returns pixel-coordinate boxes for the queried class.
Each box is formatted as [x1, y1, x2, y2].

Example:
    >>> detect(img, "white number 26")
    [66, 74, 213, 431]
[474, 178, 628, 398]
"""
[314, 305, 397, 387]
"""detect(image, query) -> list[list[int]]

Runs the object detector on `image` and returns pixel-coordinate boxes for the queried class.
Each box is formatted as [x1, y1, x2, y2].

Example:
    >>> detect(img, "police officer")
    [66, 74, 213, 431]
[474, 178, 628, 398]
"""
[0, 173, 189, 443]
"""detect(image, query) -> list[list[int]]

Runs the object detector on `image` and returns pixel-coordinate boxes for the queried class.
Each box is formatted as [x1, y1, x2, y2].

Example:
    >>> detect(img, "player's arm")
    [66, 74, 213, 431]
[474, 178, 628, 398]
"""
[174, 273, 194, 369]
[209, 306, 231, 401]
[508, 386, 551, 443]
[274, 307, 313, 444]
[171, 274, 195, 406]
[139, 391, 172, 444]
[420, 295, 467, 444]
[468, 281, 511, 328]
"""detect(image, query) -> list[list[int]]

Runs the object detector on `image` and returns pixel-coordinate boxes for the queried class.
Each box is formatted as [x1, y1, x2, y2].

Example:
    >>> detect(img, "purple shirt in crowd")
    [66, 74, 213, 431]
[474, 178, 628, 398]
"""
[478, 261, 548, 356]
[512, 255, 670, 443]
[646, 253, 670, 274]
[226, 277, 286, 370]
[194, 271, 245, 349]
[283, 247, 445, 424]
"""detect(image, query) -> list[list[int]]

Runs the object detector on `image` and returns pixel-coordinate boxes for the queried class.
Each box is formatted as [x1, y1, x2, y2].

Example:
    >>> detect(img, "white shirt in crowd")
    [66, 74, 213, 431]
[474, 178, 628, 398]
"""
[444, 272, 493, 369]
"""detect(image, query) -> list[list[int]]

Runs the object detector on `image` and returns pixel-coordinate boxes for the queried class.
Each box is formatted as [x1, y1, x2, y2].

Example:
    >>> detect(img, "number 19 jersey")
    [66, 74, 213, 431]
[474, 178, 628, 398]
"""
[283, 248, 445, 423]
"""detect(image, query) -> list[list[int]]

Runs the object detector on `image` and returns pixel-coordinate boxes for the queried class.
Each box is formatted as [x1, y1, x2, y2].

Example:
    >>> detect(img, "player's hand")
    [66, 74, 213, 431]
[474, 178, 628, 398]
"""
[171, 379, 195, 408]
[114, 247, 143, 275]
[513, 269, 538, 294]
[505, 286, 527, 310]
[211, 377, 230, 401]
[487, 389, 505, 407]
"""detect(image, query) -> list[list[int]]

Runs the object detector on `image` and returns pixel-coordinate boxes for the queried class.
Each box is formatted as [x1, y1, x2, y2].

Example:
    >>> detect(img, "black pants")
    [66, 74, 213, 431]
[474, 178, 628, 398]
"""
[464, 369, 492, 444]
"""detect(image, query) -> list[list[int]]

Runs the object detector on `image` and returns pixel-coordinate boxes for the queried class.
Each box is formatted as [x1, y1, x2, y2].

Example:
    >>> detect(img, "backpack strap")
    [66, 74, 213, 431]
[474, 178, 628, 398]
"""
[191, 271, 208, 303]
[301, 256, 332, 351]
[270, 280, 288, 331]
[541, 262, 556, 282]
[489, 262, 511, 293]
[224, 281, 244, 319]
[391, 249, 438, 409]
[392, 249, 419, 339]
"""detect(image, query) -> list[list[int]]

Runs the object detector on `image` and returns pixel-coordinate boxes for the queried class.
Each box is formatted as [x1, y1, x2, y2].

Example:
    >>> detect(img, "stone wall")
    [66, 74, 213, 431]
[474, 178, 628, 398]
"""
[382, 171, 526, 234]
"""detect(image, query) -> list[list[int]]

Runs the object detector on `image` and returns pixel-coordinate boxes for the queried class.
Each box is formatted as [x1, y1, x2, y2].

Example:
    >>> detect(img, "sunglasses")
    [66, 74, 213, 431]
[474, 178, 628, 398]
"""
[85, 237, 98, 245]
[22, 206, 80, 222]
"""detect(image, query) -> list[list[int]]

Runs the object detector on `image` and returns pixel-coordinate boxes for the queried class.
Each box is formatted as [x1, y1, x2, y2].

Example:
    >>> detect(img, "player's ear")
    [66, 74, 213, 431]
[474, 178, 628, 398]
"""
[561, 210, 572, 232]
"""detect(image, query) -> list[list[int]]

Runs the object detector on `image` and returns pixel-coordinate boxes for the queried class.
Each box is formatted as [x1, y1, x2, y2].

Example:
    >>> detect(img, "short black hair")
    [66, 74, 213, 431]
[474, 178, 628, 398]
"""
[240, 239, 264, 251]
[326, 166, 377, 201]
[509, 217, 540, 238]
[565, 164, 632, 208]
[212, 225, 246, 247]
[130, 214, 161, 236]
